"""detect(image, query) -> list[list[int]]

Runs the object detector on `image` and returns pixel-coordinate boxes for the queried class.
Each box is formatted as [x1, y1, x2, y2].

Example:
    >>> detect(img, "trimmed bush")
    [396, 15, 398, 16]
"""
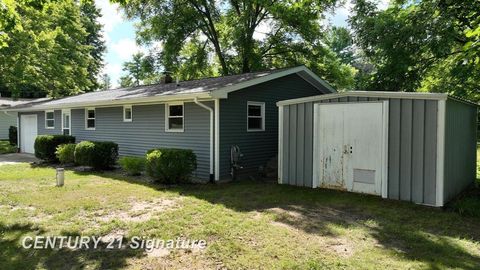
[74, 141, 118, 169]
[55, 143, 76, 164]
[9, 126, 17, 146]
[34, 135, 75, 161]
[119, 156, 146, 176]
[145, 148, 197, 184]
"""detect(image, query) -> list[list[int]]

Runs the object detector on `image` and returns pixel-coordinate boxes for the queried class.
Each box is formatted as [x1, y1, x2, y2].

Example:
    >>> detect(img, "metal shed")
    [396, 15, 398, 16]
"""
[277, 91, 477, 207]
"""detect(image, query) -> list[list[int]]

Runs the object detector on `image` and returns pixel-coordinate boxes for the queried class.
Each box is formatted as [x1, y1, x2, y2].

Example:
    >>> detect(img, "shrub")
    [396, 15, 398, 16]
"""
[145, 148, 197, 184]
[74, 141, 118, 169]
[8, 126, 17, 146]
[55, 143, 76, 164]
[34, 135, 75, 161]
[119, 156, 146, 176]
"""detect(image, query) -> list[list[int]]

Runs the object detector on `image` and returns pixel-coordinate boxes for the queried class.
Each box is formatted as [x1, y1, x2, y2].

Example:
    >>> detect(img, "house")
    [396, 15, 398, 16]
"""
[277, 91, 478, 207]
[6, 66, 334, 181]
[0, 98, 48, 140]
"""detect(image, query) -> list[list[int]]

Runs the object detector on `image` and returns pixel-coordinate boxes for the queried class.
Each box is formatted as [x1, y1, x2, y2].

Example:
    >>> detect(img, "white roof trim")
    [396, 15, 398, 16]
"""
[210, 66, 335, 98]
[6, 92, 213, 112]
[277, 91, 478, 106]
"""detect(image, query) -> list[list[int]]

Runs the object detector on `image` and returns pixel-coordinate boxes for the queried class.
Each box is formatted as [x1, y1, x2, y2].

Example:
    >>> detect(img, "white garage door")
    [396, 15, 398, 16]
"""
[314, 102, 389, 197]
[20, 114, 38, 154]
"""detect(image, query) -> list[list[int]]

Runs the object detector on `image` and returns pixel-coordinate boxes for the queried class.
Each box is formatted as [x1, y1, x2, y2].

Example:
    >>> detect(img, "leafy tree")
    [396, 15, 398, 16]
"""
[100, 74, 111, 90]
[350, 0, 480, 101]
[120, 53, 158, 87]
[0, 0, 105, 98]
[112, 0, 356, 89]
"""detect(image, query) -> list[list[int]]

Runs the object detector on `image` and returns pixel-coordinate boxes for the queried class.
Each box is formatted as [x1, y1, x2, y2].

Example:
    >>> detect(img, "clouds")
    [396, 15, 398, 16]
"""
[111, 38, 145, 61]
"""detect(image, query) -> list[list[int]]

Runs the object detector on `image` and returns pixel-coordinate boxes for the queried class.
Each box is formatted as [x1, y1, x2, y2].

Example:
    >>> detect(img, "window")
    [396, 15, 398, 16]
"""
[45, 110, 55, 129]
[62, 109, 71, 135]
[165, 102, 184, 132]
[85, 108, 95, 130]
[123, 105, 132, 122]
[247, 101, 265, 131]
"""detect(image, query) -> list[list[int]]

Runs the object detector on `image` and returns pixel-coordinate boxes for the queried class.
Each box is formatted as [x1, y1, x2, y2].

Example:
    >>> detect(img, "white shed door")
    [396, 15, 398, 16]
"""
[20, 114, 38, 154]
[316, 102, 388, 196]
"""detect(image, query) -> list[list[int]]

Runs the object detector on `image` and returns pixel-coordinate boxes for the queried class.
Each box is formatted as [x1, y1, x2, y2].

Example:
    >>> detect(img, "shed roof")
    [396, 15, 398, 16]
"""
[276, 91, 478, 107]
[7, 66, 334, 111]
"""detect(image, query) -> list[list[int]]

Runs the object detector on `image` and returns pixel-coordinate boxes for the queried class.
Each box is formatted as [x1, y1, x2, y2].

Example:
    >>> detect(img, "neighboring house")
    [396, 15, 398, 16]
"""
[277, 91, 478, 207]
[7, 66, 334, 181]
[0, 98, 48, 140]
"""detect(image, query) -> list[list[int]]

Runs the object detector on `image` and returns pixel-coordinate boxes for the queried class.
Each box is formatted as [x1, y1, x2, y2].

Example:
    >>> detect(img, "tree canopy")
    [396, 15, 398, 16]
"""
[0, 0, 105, 98]
[112, 0, 357, 90]
[350, 0, 480, 101]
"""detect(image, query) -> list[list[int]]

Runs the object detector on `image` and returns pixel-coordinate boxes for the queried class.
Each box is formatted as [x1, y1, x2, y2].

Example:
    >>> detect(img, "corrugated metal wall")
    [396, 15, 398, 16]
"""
[443, 99, 477, 203]
[20, 103, 212, 179]
[280, 97, 440, 205]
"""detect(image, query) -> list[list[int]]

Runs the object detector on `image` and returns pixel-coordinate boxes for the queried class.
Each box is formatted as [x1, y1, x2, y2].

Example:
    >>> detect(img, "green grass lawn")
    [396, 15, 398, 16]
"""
[0, 140, 16, 154]
[0, 164, 479, 270]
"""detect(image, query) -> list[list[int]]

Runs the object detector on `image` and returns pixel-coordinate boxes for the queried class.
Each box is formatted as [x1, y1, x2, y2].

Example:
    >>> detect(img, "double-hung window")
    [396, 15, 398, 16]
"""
[45, 110, 55, 129]
[165, 102, 184, 132]
[247, 101, 265, 131]
[123, 105, 132, 122]
[85, 108, 96, 130]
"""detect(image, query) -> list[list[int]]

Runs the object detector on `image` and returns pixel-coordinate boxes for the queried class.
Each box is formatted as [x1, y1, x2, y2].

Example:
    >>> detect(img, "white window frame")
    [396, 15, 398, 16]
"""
[85, 107, 96, 130]
[45, 110, 55, 129]
[123, 105, 133, 122]
[165, 102, 184, 132]
[61, 109, 71, 135]
[247, 101, 265, 132]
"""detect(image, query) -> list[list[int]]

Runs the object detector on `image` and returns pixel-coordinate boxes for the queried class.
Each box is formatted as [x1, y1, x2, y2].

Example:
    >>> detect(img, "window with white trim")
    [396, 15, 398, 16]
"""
[165, 102, 184, 132]
[123, 105, 132, 122]
[247, 101, 265, 131]
[85, 108, 96, 130]
[45, 110, 55, 129]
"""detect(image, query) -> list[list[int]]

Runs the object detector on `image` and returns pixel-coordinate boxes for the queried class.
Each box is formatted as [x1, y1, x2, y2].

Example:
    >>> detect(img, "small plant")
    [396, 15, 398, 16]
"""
[8, 126, 17, 146]
[34, 135, 75, 162]
[74, 141, 118, 169]
[119, 156, 146, 176]
[55, 143, 76, 165]
[145, 148, 197, 184]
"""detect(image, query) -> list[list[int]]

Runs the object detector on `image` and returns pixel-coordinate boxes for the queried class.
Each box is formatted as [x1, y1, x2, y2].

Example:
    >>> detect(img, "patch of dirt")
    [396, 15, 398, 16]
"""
[8, 205, 36, 211]
[100, 229, 127, 243]
[326, 238, 355, 258]
[94, 198, 181, 223]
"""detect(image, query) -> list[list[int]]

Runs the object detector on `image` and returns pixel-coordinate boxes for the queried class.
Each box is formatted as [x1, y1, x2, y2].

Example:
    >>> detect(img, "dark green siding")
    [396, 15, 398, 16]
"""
[219, 74, 327, 178]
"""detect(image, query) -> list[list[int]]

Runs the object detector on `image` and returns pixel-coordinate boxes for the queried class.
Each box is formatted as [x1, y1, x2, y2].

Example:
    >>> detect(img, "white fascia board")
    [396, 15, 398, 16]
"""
[277, 91, 451, 106]
[210, 66, 332, 98]
[7, 93, 213, 112]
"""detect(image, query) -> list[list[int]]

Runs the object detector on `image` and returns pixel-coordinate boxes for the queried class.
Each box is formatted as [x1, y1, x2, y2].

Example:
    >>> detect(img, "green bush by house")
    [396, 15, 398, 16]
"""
[119, 156, 146, 176]
[145, 148, 197, 184]
[55, 143, 76, 164]
[74, 141, 118, 169]
[34, 135, 75, 161]
[8, 126, 17, 146]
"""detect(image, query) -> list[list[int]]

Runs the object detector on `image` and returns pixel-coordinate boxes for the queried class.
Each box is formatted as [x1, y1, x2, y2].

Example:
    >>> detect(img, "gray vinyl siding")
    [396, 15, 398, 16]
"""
[443, 99, 477, 203]
[280, 97, 440, 205]
[18, 110, 63, 147]
[219, 74, 328, 178]
[0, 112, 17, 139]
[20, 103, 212, 179]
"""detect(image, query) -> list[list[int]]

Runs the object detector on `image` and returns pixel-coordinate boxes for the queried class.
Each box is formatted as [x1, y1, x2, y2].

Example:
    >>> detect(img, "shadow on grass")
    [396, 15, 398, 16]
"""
[0, 222, 143, 270]
[41, 168, 480, 269]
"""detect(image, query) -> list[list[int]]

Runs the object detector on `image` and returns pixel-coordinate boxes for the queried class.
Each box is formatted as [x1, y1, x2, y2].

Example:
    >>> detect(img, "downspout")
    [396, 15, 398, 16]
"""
[194, 98, 214, 182]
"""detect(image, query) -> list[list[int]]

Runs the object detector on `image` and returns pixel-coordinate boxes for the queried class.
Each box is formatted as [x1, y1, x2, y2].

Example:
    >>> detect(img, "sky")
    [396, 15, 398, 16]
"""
[96, 0, 389, 88]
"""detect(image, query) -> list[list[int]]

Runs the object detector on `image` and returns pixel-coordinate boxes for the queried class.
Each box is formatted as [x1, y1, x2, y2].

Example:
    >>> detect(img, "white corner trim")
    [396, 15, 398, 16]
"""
[247, 101, 265, 132]
[381, 101, 389, 198]
[123, 105, 132, 122]
[278, 105, 284, 184]
[436, 99, 446, 207]
[44, 110, 55, 129]
[214, 99, 220, 181]
[312, 104, 319, 188]
[165, 102, 185, 133]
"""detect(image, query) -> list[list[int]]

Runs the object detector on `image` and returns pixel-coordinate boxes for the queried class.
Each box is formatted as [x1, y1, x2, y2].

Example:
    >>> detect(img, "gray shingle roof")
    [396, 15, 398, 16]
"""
[0, 98, 50, 108]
